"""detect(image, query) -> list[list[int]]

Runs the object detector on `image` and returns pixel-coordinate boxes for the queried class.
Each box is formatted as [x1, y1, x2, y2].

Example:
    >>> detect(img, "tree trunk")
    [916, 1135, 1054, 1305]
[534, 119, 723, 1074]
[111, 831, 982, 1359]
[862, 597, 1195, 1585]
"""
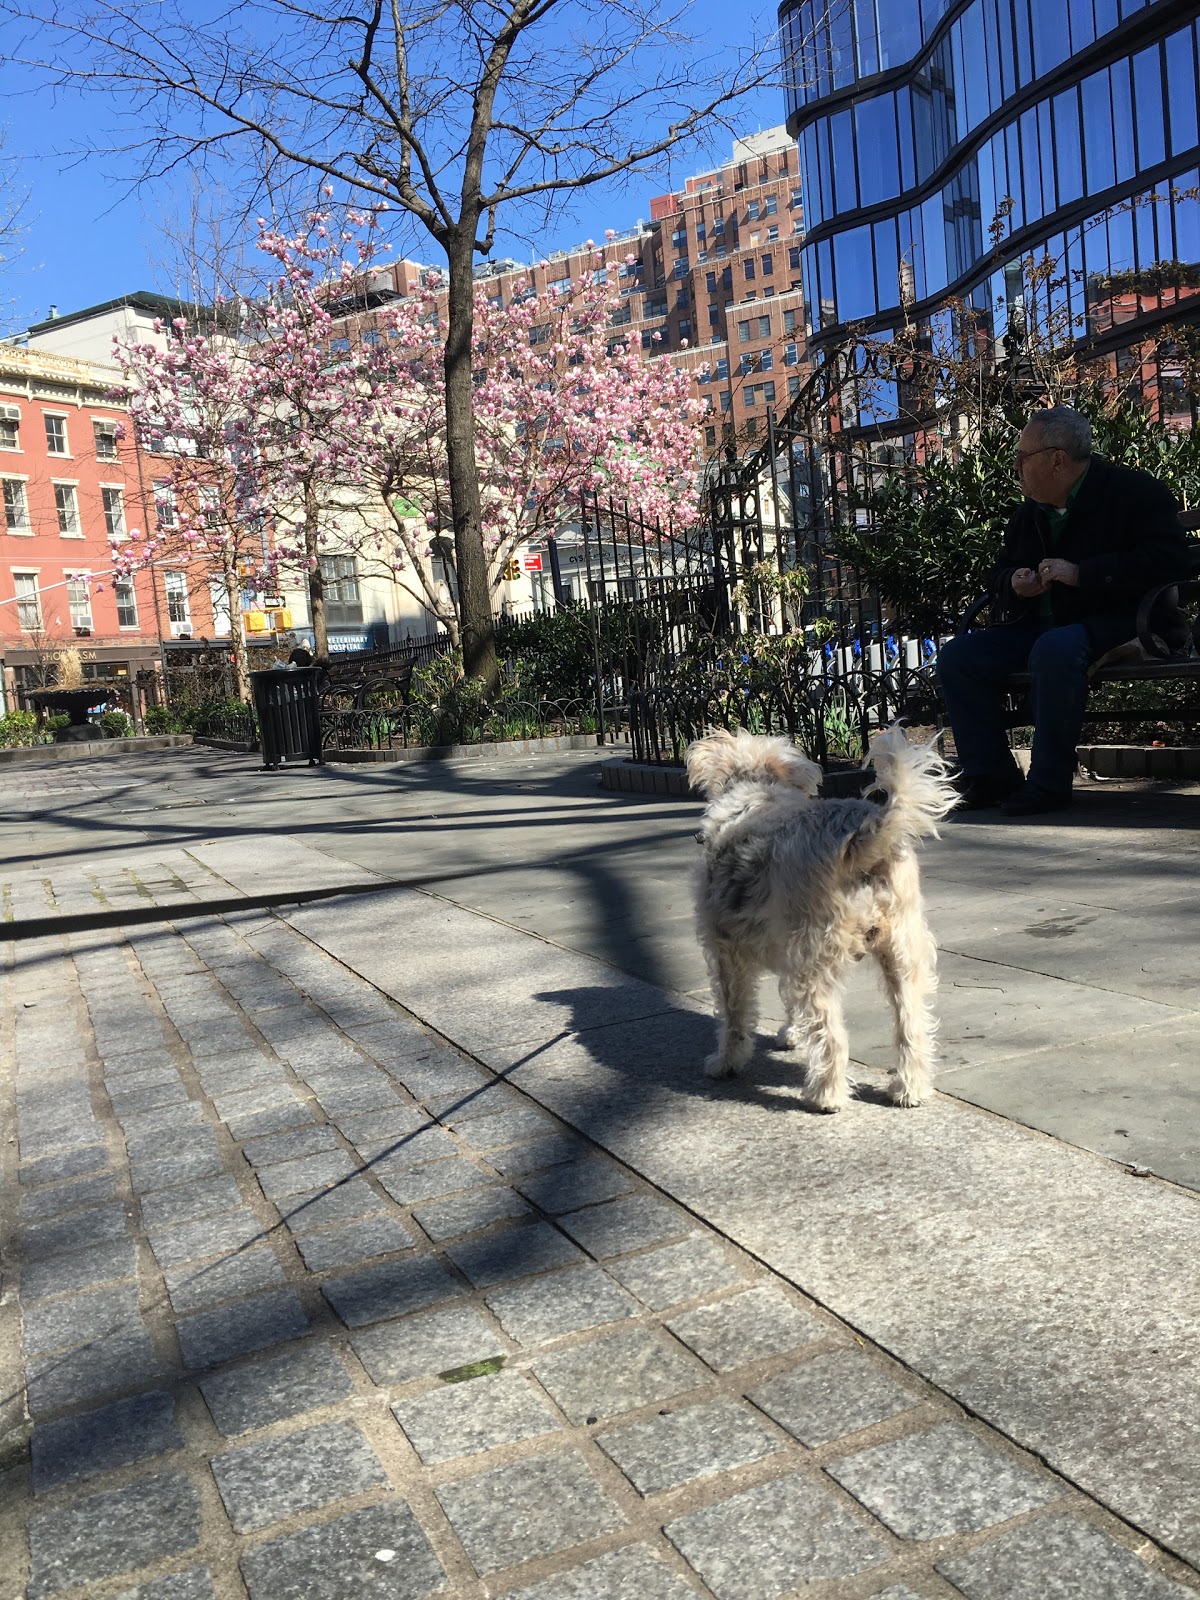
[444, 235, 498, 691]
[224, 553, 251, 702]
[304, 483, 328, 657]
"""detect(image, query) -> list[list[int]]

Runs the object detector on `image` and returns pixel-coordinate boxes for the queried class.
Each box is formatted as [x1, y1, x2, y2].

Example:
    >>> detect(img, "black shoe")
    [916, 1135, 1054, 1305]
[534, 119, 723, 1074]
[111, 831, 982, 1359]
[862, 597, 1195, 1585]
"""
[954, 770, 1023, 810]
[1000, 782, 1073, 816]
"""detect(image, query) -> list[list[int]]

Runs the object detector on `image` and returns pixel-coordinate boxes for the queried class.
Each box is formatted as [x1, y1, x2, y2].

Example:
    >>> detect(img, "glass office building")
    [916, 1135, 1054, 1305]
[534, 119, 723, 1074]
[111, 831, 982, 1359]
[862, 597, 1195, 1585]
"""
[780, 0, 1200, 417]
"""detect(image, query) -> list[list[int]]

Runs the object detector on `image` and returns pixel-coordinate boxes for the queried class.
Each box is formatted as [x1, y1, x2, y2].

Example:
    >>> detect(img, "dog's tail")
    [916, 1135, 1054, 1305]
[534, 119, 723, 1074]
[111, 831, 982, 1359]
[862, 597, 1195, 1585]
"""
[844, 725, 958, 869]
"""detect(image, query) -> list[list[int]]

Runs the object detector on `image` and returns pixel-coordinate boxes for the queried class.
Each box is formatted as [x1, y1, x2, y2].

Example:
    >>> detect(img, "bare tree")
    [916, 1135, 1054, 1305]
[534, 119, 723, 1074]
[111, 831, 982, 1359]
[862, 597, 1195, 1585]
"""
[0, 127, 30, 330]
[5, 0, 785, 686]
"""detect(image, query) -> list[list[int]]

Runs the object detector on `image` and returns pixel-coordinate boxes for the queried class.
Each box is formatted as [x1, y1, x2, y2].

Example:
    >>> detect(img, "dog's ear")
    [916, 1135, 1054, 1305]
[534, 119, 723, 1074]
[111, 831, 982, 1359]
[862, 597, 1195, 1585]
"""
[758, 740, 822, 796]
[684, 729, 740, 796]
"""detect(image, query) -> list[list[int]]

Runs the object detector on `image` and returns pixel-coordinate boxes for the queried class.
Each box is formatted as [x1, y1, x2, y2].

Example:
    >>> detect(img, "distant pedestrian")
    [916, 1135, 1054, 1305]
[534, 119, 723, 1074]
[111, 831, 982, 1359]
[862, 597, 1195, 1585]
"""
[937, 406, 1191, 816]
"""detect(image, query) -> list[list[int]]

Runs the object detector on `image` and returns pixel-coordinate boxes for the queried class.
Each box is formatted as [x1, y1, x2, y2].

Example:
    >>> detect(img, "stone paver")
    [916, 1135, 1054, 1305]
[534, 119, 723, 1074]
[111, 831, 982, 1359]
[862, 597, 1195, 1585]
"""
[485, 1264, 637, 1345]
[506, 1544, 701, 1598]
[321, 1256, 459, 1328]
[238, 1502, 445, 1600]
[211, 1419, 388, 1532]
[608, 1235, 747, 1310]
[392, 1371, 560, 1463]
[437, 1450, 625, 1575]
[444, 1218, 585, 1286]
[667, 1287, 829, 1372]
[827, 1422, 1060, 1540]
[176, 1287, 309, 1369]
[748, 1349, 920, 1446]
[664, 1474, 891, 1599]
[532, 1326, 705, 1423]
[199, 1342, 355, 1435]
[26, 1471, 201, 1598]
[351, 1303, 507, 1386]
[599, 1397, 784, 1494]
[31, 1392, 185, 1493]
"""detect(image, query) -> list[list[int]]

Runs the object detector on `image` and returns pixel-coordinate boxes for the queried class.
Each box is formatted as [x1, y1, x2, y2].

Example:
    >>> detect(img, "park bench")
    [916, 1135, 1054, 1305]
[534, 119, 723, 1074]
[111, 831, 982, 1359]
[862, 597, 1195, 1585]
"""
[953, 512, 1200, 760]
[321, 656, 415, 710]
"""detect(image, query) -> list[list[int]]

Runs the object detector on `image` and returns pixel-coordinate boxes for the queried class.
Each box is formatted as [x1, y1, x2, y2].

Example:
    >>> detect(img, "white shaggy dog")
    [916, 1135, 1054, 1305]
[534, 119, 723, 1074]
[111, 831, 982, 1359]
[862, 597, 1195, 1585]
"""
[685, 725, 957, 1112]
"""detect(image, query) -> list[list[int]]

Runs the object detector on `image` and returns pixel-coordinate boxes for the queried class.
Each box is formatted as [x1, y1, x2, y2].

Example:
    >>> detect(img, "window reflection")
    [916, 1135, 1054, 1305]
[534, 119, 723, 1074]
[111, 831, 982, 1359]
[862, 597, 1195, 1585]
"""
[1167, 28, 1198, 155]
[834, 224, 875, 320]
[785, 0, 1200, 344]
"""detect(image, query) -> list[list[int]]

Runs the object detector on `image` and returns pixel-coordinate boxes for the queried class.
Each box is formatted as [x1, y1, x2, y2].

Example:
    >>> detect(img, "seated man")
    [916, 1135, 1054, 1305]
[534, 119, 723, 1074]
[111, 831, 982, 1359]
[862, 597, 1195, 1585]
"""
[937, 405, 1190, 816]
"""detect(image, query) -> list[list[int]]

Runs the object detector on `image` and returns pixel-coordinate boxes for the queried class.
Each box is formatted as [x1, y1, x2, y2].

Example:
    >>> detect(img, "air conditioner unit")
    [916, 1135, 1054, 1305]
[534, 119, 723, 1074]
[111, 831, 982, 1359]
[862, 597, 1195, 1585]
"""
[0, 404, 20, 421]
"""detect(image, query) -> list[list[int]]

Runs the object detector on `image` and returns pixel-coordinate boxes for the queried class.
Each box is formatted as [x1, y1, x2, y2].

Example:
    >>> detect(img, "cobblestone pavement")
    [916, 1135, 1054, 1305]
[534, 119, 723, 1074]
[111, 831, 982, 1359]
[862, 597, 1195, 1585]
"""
[2, 847, 1198, 1599]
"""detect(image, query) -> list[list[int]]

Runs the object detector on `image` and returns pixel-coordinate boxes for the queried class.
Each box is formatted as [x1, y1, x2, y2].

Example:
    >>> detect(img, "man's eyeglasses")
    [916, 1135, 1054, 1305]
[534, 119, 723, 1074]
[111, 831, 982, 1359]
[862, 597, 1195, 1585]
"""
[1013, 445, 1060, 468]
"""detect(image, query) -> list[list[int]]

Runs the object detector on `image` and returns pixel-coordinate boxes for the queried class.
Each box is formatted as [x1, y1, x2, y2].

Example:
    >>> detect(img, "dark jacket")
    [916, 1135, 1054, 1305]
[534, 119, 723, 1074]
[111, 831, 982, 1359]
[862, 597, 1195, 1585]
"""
[991, 455, 1192, 645]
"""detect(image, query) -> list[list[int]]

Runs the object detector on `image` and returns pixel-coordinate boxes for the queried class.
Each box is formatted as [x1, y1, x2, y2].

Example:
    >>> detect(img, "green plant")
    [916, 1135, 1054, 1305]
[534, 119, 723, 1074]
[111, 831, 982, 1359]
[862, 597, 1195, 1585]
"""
[0, 710, 44, 748]
[410, 649, 494, 744]
[145, 706, 182, 734]
[496, 609, 594, 703]
[821, 689, 864, 762]
[47, 714, 70, 734]
[834, 389, 1200, 636]
[98, 710, 134, 739]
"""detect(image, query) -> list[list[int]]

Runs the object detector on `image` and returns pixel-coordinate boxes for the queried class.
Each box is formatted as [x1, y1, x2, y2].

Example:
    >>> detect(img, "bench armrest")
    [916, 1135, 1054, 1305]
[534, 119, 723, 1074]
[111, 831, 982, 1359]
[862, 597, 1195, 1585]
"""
[956, 593, 992, 635]
[1135, 583, 1183, 660]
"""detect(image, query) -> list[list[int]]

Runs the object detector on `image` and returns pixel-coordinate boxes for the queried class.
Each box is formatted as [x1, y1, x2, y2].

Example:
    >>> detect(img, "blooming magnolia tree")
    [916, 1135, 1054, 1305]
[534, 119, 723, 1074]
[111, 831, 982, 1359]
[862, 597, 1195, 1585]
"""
[246, 209, 381, 657]
[345, 253, 703, 639]
[110, 317, 265, 702]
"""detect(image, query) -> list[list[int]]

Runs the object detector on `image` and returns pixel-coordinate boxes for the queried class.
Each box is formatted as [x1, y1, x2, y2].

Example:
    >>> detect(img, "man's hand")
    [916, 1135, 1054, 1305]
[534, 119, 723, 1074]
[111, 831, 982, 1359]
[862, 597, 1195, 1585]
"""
[1011, 567, 1047, 597]
[1038, 557, 1080, 587]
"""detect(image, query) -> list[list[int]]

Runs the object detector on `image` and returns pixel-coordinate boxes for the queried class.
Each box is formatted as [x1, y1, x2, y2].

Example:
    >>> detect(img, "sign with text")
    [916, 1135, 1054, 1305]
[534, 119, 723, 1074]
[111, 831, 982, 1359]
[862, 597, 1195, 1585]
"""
[522, 553, 543, 572]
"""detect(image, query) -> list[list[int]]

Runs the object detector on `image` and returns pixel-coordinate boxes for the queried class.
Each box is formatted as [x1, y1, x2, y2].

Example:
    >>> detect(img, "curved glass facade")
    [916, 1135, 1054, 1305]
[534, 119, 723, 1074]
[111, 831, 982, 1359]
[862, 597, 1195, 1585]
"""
[780, 0, 1200, 356]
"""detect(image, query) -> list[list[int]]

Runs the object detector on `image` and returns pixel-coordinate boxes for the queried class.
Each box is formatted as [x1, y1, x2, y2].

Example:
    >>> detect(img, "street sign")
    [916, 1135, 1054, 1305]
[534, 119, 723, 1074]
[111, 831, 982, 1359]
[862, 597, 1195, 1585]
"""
[261, 594, 285, 609]
[523, 553, 543, 572]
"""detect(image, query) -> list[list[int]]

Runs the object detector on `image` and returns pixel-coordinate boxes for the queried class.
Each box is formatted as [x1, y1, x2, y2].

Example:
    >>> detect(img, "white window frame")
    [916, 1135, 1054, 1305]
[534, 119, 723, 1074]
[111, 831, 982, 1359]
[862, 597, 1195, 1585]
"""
[114, 573, 139, 630]
[65, 571, 93, 632]
[100, 484, 126, 540]
[164, 570, 191, 635]
[0, 404, 20, 452]
[154, 478, 178, 529]
[43, 411, 71, 457]
[52, 479, 82, 537]
[3, 474, 31, 534]
[92, 417, 120, 461]
[12, 569, 42, 631]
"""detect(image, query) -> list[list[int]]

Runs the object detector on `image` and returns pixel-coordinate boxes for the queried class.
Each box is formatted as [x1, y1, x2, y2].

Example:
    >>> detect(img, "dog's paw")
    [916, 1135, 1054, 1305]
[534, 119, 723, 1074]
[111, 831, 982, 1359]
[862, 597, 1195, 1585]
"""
[704, 1052, 740, 1080]
[887, 1074, 927, 1108]
[806, 1078, 851, 1113]
[772, 1023, 800, 1051]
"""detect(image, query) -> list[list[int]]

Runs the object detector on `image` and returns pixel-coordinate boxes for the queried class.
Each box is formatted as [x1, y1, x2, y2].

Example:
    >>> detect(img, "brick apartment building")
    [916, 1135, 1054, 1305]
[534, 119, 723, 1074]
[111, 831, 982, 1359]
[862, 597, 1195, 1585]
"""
[0, 342, 171, 715]
[361, 125, 807, 460]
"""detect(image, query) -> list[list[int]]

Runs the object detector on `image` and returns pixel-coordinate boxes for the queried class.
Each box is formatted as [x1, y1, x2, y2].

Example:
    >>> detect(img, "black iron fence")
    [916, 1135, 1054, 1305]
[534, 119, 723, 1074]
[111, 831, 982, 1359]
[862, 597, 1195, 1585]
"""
[570, 467, 948, 768]
[190, 419, 953, 769]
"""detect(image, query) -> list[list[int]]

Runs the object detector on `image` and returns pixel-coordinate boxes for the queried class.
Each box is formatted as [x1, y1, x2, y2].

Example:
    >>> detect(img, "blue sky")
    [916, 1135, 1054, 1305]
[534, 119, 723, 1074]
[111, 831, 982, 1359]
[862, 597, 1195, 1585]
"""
[0, 0, 784, 330]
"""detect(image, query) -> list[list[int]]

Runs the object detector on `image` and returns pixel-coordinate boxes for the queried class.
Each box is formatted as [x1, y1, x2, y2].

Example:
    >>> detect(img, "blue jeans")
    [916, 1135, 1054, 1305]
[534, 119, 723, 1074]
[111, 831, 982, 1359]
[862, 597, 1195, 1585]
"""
[937, 618, 1133, 793]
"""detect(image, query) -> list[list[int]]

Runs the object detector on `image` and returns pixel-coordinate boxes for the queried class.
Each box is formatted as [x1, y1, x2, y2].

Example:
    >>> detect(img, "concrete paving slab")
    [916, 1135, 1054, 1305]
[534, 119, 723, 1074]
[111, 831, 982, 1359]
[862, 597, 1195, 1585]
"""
[941, 1017, 1200, 1190]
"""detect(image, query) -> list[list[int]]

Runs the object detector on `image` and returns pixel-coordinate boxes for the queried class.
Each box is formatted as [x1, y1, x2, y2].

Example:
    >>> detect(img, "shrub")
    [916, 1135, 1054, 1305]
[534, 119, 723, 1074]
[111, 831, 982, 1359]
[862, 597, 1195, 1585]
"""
[496, 609, 594, 703]
[98, 710, 134, 739]
[144, 706, 182, 734]
[0, 710, 43, 748]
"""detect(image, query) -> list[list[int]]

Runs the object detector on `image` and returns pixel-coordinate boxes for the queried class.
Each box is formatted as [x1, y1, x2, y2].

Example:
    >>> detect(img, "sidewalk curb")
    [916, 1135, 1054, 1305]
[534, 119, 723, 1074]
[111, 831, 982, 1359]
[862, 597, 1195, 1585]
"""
[0, 734, 194, 765]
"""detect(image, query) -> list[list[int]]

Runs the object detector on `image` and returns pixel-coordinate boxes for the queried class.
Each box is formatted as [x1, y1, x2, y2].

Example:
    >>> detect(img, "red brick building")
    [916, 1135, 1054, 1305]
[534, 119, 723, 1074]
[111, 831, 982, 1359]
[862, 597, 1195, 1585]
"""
[0, 343, 181, 716]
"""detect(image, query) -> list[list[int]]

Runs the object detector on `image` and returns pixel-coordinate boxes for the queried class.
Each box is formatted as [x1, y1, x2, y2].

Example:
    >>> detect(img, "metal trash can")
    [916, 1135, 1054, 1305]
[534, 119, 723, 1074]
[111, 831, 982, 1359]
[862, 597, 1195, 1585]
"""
[249, 667, 323, 769]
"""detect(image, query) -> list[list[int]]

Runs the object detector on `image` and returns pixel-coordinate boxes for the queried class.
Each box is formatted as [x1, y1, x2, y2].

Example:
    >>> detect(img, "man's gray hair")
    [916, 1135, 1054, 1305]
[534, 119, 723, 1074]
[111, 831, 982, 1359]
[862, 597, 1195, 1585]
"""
[1027, 405, 1093, 461]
